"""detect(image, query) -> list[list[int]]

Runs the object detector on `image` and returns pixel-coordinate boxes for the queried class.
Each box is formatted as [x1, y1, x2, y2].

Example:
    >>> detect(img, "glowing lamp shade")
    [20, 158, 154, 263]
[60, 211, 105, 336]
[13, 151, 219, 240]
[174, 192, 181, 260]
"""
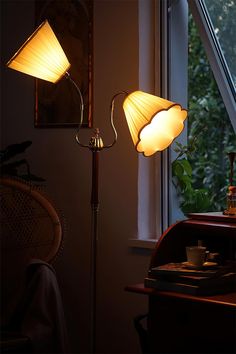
[6, 20, 70, 83]
[123, 90, 187, 156]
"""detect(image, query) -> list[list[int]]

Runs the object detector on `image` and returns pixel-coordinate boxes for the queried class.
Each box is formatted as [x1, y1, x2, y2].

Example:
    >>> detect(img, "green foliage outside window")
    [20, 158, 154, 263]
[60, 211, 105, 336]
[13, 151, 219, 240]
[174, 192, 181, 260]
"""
[172, 12, 236, 214]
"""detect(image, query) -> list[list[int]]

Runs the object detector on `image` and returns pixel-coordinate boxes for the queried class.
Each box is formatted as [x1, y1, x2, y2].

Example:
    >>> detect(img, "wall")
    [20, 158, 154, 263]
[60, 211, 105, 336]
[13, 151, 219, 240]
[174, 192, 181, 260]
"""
[1, 1, 153, 353]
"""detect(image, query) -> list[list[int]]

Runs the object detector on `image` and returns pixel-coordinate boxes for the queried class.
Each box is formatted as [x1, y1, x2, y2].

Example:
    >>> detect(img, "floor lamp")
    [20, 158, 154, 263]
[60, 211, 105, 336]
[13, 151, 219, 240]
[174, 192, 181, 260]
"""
[6, 20, 188, 353]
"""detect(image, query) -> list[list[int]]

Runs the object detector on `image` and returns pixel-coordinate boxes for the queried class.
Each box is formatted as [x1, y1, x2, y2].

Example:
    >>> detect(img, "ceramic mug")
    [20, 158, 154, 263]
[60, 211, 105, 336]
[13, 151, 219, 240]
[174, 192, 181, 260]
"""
[186, 246, 206, 267]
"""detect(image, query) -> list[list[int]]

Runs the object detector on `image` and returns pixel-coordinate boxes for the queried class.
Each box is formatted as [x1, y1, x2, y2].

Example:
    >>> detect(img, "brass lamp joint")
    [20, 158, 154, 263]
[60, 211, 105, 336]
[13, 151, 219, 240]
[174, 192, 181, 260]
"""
[89, 128, 104, 151]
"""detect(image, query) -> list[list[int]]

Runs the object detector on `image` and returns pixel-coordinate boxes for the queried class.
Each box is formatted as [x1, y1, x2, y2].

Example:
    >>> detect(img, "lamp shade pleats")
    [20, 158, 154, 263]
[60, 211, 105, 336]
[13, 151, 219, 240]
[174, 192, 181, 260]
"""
[123, 91, 187, 156]
[7, 20, 70, 83]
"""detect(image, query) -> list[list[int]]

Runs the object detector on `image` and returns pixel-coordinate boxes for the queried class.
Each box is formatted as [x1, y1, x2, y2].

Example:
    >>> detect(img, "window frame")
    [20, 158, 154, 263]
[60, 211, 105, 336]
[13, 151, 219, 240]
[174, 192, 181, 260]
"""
[131, 0, 189, 247]
[188, 0, 236, 132]
[129, 0, 169, 247]
[136, 0, 164, 243]
[167, 0, 189, 225]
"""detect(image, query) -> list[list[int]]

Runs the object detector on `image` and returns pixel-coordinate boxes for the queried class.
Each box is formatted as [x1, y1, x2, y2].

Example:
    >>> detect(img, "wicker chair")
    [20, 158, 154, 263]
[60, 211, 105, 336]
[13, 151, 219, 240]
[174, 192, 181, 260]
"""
[0, 177, 64, 353]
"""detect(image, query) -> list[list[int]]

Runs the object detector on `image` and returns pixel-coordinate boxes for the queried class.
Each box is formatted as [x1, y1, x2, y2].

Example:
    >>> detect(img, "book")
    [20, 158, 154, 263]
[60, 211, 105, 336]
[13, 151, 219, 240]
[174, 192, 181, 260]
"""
[144, 272, 236, 295]
[147, 273, 216, 286]
[149, 262, 233, 279]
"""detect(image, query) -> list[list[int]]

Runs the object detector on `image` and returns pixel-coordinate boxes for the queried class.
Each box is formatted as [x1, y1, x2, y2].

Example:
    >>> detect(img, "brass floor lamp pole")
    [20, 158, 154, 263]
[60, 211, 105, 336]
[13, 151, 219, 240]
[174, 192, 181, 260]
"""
[90, 149, 99, 354]
[73, 76, 124, 352]
[76, 133, 117, 354]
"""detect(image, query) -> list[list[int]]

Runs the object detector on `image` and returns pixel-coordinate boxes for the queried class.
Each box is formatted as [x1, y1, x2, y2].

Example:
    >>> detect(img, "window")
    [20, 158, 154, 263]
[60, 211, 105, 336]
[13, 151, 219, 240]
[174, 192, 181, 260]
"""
[188, 0, 236, 130]
[170, 0, 236, 221]
[135, 0, 188, 242]
[135, 0, 236, 245]
[187, 13, 236, 212]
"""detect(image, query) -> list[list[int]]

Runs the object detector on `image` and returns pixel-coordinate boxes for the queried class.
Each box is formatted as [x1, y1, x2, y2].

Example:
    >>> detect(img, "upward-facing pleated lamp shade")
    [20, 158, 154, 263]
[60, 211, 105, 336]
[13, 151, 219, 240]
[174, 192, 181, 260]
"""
[123, 91, 187, 156]
[7, 20, 70, 83]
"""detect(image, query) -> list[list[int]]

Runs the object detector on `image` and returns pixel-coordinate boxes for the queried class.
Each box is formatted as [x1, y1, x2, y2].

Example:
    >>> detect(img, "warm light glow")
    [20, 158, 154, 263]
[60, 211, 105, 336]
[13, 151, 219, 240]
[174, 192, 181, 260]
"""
[7, 20, 70, 83]
[6, 21, 187, 157]
[123, 91, 187, 156]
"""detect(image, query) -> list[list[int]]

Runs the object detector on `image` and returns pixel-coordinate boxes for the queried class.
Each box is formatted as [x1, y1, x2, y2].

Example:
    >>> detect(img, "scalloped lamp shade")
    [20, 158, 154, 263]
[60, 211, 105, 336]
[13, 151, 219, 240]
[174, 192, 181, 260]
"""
[123, 91, 188, 156]
[6, 20, 70, 83]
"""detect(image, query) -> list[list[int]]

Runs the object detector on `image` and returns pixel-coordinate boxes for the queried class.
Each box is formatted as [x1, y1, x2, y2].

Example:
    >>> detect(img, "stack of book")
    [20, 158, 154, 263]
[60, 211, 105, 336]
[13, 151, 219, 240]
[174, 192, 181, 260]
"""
[145, 262, 236, 295]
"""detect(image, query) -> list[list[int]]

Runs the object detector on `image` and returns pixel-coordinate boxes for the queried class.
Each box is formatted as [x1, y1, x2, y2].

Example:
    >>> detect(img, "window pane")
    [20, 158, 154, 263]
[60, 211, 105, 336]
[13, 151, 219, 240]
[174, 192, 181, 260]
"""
[204, 0, 236, 91]
[188, 13, 236, 212]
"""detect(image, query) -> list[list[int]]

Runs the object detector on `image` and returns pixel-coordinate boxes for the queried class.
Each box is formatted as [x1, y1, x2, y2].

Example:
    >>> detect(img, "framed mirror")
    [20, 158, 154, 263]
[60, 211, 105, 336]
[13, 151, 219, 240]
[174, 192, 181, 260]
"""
[35, 0, 93, 128]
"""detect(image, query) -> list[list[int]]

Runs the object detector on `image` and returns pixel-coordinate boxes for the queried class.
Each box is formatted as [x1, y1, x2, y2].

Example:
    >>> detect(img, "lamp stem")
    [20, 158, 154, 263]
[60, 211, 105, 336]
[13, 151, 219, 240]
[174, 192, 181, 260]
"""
[90, 150, 99, 353]
[73, 90, 127, 353]
[65, 72, 84, 125]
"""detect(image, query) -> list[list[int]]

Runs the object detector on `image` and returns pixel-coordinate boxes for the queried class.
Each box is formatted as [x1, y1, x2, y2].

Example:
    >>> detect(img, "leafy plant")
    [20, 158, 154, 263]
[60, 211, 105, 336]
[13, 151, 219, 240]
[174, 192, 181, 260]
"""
[172, 141, 212, 214]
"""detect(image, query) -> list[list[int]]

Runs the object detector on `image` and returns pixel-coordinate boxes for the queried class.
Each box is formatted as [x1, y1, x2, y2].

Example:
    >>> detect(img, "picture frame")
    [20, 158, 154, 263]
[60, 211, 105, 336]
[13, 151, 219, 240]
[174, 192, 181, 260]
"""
[35, 0, 93, 128]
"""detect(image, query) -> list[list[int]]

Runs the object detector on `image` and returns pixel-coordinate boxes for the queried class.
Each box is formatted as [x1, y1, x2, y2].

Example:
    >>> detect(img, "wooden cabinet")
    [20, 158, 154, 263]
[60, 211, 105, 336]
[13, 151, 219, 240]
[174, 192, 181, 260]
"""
[126, 213, 236, 354]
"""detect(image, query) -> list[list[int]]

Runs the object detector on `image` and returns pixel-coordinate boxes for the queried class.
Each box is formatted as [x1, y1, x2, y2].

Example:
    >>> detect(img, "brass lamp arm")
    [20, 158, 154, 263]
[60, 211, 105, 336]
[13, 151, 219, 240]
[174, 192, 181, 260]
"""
[71, 83, 128, 151]
[103, 91, 128, 149]
[64, 72, 90, 149]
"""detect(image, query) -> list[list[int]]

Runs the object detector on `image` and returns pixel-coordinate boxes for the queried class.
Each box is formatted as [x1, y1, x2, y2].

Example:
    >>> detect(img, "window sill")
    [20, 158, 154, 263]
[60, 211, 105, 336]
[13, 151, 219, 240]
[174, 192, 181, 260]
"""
[128, 238, 157, 249]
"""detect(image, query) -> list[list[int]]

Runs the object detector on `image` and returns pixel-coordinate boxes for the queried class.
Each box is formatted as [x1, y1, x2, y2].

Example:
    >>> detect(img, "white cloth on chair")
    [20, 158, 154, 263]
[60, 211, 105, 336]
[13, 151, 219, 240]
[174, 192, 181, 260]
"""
[17, 259, 69, 353]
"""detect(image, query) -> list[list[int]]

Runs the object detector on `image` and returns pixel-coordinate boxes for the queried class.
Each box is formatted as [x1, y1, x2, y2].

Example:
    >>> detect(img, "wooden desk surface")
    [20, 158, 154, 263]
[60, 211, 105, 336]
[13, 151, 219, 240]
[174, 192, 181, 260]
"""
[125, 283, 236, 308]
